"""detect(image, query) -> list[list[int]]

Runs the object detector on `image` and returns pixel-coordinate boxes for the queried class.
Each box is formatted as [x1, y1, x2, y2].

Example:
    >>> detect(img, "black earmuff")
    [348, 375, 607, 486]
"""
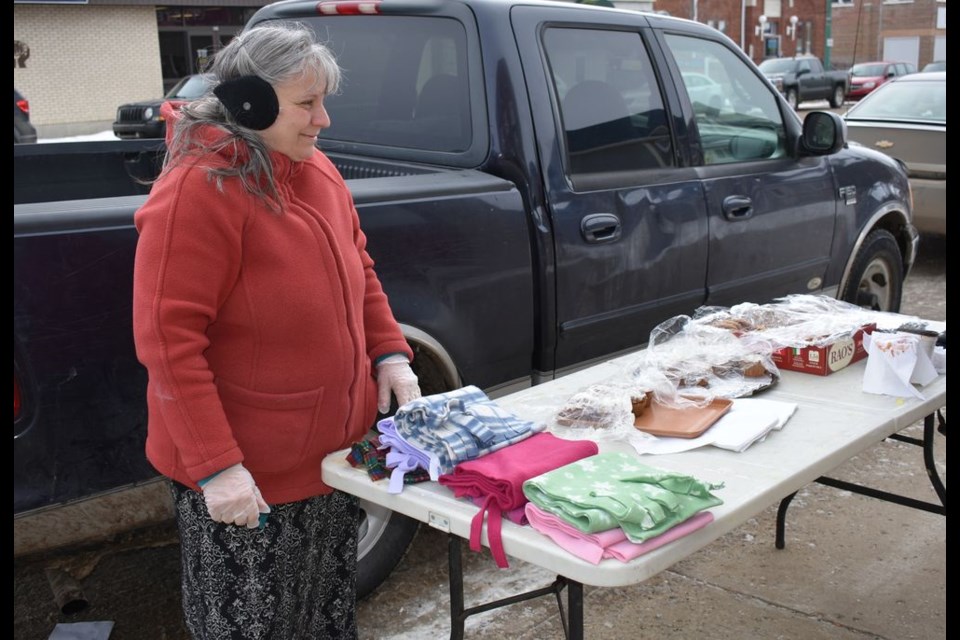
[213, 75, 279, 131]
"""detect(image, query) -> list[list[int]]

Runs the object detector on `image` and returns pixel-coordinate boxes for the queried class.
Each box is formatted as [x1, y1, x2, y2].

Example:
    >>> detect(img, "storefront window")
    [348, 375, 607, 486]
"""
[156, 6, 248, 28]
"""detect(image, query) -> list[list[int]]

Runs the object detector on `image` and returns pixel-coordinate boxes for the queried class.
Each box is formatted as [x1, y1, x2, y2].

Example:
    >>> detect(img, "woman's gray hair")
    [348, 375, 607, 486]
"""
[161, 21, 342, 212]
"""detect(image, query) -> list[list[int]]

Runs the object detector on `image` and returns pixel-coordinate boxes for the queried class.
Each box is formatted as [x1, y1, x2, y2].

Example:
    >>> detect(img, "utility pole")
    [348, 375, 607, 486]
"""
[824, 0, 833, 68]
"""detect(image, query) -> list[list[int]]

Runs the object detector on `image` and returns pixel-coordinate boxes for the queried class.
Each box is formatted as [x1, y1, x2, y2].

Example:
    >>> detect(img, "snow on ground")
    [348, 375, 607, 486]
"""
[39, 130, 121, 143]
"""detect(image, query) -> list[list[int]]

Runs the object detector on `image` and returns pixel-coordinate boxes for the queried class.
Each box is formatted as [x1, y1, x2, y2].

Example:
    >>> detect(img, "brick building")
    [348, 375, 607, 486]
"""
[829, 0, 946, 70]
[652, 0, 945, 70]
[14, 1, 262, 137]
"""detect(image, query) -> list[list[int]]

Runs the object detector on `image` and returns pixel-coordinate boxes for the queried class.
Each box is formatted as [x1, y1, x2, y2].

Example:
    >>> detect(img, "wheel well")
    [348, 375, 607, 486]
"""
[869, 212, 915, 273]
[407, 339, 460, 395]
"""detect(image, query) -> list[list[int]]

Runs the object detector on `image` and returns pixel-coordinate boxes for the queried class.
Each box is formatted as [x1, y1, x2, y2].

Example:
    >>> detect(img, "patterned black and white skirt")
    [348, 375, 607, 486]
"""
[170, 482, 359, 640]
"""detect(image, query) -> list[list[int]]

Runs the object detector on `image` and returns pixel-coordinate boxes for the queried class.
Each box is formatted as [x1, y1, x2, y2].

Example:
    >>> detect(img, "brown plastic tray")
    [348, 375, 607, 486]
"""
[633, 397, 733, 439]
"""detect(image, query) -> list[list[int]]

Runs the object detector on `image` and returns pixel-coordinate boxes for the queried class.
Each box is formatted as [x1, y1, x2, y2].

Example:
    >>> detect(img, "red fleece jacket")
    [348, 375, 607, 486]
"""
[133, 116, 412, 504]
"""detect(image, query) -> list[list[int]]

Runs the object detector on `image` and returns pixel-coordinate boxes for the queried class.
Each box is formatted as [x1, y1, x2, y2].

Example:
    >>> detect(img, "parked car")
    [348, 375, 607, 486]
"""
[757, 55, 850, 109]
[112, 74, 214, 139]
[678, 71, 728, 113]
[844, 71, 945, 236]
[921, 60, 946, 72]
[14, 89, 37, 144]
[846, 61, 915, 101]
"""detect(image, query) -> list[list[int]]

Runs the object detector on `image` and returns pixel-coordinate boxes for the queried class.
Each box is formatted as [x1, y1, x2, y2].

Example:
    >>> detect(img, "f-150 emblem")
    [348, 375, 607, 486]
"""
[874, 140, 895, 149]
[838, 185, 857, 205]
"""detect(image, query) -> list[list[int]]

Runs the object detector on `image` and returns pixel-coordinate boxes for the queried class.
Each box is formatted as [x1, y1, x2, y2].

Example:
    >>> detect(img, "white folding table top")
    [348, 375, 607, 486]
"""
[321, 355, 945, 588]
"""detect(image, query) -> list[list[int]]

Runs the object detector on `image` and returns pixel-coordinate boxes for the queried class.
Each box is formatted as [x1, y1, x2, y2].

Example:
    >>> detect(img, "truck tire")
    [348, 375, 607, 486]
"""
[785, 88, 799, 111]
[840, 229, 903, 312]
[354, 341, 456, 600]
[356, 500, 420, 600]
[829, 85, 845, 109]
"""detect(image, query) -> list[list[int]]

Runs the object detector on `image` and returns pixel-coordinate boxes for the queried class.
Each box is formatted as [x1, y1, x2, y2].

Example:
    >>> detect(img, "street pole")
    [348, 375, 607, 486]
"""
[824, 0, 833, 68]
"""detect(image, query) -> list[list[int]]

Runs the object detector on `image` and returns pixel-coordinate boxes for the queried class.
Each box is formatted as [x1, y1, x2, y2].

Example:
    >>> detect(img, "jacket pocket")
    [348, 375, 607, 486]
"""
[215, 377, 324, 474]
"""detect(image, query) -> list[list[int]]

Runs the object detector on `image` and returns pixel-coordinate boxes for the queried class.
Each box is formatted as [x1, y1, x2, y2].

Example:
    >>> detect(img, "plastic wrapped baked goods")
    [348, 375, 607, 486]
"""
[630, 390, 652, 417]
[555, 383, 634, 430]
[625, 315, 780, 407]
[691, 303, 798, 334]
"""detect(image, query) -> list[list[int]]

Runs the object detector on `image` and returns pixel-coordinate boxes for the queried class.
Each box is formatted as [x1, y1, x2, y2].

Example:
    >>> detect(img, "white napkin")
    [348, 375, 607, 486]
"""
[628, 398, 798, 455]
[861, 332, 939, 399]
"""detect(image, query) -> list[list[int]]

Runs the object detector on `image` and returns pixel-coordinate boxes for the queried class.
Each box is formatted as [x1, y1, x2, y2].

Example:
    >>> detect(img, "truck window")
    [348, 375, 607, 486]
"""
[306, 15, 472, 153]
[663, 34, 786, 165]
[542, 27, 673, 178]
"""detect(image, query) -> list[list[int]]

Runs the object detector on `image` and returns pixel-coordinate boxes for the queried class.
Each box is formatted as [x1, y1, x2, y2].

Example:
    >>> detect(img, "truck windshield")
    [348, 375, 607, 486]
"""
[850, 63, 888, 77]
[291, 15, 472, 154]
[758, 59, 796, 73]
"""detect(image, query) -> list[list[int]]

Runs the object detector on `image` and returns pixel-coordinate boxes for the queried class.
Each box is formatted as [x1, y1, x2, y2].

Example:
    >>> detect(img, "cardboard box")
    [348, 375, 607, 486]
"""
[771, 324, 875, 376]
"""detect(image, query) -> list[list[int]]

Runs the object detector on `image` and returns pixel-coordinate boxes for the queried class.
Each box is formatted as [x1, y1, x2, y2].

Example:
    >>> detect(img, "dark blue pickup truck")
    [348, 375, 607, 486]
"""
[14, 0, 917, 598]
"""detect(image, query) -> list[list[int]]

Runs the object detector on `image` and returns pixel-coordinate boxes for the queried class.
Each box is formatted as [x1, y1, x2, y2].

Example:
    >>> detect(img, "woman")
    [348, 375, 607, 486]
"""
[132, 22, 421, 639]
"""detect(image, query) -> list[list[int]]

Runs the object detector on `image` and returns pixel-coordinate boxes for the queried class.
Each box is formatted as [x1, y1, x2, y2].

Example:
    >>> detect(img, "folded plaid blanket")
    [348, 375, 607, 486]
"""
[386, 386, 545, 480]
[345, 436, 431, 485]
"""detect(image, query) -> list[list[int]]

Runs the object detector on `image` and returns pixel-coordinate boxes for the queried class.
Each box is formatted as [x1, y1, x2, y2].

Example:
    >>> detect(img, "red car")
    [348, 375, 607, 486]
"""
[846, 61, 916, 101]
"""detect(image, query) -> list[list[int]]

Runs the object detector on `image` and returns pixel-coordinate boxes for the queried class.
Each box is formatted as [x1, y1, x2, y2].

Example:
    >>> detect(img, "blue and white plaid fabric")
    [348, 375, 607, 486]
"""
[389, 385, 545, 478]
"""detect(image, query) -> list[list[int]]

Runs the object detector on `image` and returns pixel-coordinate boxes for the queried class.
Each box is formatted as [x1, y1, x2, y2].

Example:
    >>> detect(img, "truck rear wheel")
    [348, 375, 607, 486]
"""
[355, 342, 456, 599]
[829, 85, 845, 109]
[840, 229, 903, 312]
[357, 500, 420, 600]
[785, 88, 799, 110]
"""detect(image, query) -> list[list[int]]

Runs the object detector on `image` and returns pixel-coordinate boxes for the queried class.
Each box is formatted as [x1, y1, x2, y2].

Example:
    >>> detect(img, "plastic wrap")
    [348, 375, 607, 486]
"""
[692, 295, 881, 348]
[553, 382, 637, 440]
[626, 315, 780, 408]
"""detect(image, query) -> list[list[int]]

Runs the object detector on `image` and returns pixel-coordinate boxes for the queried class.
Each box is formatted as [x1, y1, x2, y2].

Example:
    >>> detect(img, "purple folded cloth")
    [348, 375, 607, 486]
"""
[438, 432, 598, 568]
[524, 503, 714, 564]
[376, 417, 440, 493]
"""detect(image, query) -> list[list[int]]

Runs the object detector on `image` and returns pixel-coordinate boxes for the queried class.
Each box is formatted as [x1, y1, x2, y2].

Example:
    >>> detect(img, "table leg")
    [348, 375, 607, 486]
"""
[567, 580, 584, 640]
[775, 410, 946, 549]
[445, 533, 585, 639]
[449, 535, 466, 640]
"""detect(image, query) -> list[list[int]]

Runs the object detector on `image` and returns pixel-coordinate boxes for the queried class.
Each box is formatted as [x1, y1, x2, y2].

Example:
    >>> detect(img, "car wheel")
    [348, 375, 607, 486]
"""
[785, 88, 799, 110]
[829, 85, 845, 109]
[356, 499, 420, 600]
[840, 229, 903, 312]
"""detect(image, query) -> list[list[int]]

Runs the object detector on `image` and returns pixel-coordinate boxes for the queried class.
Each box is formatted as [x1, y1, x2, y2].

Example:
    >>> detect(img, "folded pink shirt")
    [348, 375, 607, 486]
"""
[438, 432, 598, 568]
[524, 503, 714, 564]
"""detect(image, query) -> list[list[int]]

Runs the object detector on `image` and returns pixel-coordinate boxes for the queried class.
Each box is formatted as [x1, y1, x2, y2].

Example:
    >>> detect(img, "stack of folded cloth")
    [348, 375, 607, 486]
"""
[345, 436, 431, 486]
[437, 431, 599, 568]
[376, 385, 546, 493]
[522, 451, 723, 563]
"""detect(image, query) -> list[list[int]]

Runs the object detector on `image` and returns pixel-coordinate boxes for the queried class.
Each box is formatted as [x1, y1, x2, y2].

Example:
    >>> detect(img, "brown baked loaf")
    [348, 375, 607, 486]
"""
[740, 360, 768, 378]
[555, 384, 633, 429]
[630, 391, 651, 417]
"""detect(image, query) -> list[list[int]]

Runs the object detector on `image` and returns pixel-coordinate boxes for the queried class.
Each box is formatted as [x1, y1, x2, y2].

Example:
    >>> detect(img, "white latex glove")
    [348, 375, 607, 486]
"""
[200, 463, 270, 529]
[377, 355, 422, 413]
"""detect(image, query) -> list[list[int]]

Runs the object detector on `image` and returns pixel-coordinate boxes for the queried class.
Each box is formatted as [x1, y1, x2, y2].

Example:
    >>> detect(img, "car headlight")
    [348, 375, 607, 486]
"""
[863, 82, 876, 89]
[144, 107, 154, 120]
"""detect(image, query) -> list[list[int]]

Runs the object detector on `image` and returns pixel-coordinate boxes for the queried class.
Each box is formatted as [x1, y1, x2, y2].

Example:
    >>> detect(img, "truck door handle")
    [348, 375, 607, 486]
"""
[580, 213, 622, 243]
[721, 195, 754, 220]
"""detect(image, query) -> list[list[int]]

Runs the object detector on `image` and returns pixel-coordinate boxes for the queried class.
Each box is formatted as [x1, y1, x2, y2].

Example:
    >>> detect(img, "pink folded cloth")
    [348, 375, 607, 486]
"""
[470, 497, 527, 525]
[524, 503, 714, 564]
[438, 432, 598, 568]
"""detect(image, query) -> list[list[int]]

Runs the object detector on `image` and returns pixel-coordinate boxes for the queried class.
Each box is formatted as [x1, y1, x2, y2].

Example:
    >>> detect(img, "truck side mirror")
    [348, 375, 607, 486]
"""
[801, 111, 846, 155]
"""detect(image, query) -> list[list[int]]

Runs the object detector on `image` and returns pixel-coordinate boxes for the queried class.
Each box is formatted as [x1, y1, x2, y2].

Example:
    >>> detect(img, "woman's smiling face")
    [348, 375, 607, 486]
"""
[260, 69, 330, 161]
